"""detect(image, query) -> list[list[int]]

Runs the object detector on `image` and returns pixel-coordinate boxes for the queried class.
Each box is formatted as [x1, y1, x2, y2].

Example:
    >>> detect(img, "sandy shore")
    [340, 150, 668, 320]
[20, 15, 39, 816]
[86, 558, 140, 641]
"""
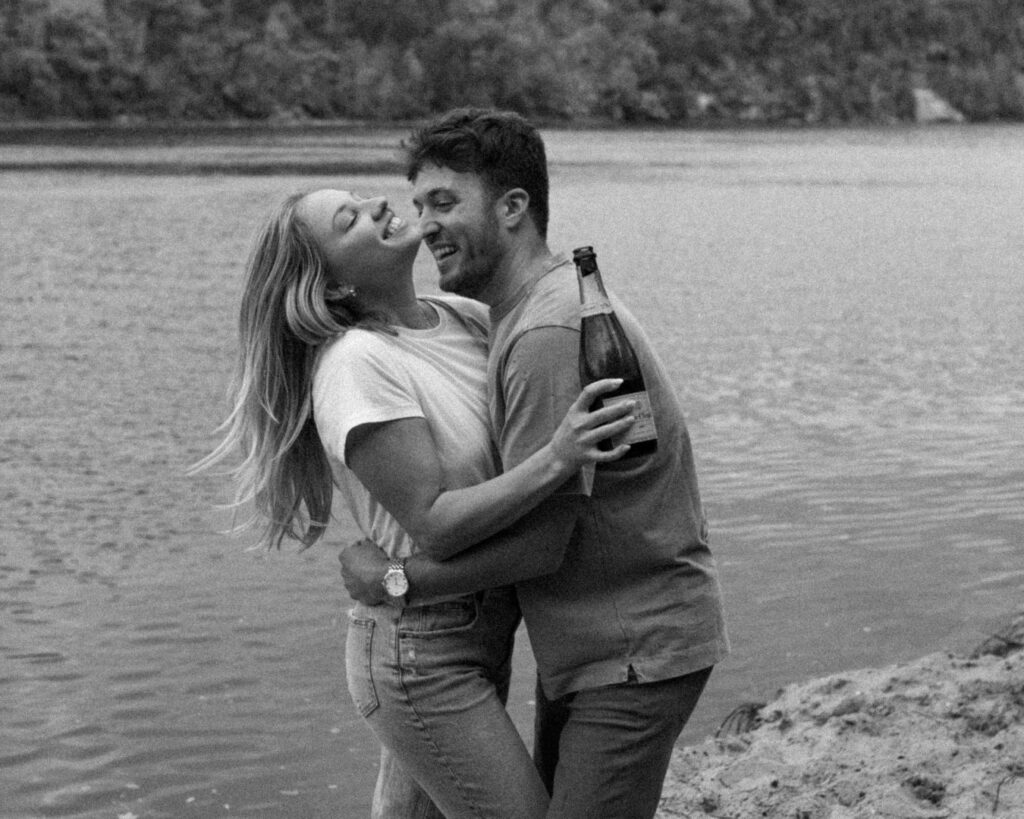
[658, 616, 1024, 818]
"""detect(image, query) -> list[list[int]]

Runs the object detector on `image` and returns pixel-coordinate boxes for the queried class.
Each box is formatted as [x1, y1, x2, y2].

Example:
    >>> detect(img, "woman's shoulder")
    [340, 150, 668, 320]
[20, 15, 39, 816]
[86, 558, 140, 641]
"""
[319, 326, 389, 355]
[314, 327, 395, 378]
[424, 294, 490, 334]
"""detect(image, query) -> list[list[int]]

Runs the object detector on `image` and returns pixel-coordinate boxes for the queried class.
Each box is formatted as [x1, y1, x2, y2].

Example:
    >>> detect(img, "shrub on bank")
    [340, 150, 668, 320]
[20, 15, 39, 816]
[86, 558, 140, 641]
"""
[1, 0, 1022, 125]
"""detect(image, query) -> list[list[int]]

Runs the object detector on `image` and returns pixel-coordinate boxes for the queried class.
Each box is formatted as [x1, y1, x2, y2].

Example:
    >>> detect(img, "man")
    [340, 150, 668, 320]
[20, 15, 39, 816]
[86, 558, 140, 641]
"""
[341, 108, 729, 819]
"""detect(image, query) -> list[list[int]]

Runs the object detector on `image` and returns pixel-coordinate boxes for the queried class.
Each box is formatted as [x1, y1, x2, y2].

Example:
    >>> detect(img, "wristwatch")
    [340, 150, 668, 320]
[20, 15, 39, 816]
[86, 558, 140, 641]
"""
[382, 559, 409, 602]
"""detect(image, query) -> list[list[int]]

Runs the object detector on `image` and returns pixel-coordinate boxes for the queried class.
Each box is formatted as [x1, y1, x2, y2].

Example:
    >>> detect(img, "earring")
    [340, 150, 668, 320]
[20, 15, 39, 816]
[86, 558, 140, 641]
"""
[332, 284, 357, 301]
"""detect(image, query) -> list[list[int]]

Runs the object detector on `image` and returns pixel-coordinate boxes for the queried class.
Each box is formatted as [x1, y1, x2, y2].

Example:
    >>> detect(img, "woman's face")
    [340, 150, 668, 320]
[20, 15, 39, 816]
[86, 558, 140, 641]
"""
[297, 189, 421, 293]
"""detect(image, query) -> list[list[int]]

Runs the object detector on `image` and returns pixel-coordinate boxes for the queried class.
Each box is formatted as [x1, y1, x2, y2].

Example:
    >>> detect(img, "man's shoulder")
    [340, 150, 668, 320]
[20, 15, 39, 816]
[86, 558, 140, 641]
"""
[502, 261, 578, 336]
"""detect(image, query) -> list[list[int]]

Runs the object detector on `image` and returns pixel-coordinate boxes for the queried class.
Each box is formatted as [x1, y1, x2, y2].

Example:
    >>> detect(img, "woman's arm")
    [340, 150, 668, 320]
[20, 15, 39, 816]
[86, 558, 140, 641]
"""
[345, 378, 633, 561]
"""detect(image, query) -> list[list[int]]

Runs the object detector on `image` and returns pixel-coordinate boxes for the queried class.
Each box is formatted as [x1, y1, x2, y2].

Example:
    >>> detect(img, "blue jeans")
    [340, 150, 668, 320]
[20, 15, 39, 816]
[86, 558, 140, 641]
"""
[346, 587, 548, 819]
[534, 666, 713, 819]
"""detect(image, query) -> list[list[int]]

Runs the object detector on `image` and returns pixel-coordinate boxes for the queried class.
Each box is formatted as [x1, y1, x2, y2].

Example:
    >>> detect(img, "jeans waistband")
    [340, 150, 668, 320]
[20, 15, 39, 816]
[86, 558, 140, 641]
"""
[351, 592, 482, 619]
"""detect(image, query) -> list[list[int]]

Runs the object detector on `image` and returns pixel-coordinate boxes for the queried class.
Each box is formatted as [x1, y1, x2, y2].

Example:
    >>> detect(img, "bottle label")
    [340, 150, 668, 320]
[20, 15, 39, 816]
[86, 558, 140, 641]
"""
[580, 298, 613, 318]
[603, 391, 657, 446]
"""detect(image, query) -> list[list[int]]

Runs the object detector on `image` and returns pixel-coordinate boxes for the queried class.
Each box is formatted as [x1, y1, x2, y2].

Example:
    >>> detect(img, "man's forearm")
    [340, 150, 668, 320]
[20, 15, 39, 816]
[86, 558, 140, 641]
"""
[405, 496, 579, 600]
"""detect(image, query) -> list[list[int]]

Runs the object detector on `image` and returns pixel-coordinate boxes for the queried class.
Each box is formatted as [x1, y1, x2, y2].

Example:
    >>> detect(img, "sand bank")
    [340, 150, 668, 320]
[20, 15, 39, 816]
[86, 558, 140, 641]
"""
[659, 616, 1024, 818]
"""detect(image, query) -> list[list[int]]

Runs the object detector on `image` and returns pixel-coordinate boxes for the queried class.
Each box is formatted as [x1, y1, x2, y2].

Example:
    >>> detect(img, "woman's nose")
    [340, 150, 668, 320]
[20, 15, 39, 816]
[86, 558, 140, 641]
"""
[364, 196, 388, 217]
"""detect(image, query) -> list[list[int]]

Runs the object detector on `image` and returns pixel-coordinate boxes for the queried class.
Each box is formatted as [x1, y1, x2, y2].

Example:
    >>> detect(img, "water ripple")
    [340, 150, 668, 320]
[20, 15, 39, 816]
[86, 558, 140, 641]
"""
[3, 128, 1022, 816]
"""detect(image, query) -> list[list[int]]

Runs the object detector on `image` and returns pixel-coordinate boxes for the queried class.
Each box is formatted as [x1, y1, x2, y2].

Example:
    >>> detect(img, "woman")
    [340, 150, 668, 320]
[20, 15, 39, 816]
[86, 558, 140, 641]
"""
[200, 187, 634, 818]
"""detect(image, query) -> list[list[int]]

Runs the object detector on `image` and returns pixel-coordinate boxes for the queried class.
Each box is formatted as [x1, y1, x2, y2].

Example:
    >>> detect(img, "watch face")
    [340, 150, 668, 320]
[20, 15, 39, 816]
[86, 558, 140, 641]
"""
[383, 568, 408, 597]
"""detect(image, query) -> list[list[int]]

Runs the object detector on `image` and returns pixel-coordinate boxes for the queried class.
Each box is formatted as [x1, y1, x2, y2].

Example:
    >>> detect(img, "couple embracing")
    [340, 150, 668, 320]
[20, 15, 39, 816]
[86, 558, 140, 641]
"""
[206, 108, 729, 818]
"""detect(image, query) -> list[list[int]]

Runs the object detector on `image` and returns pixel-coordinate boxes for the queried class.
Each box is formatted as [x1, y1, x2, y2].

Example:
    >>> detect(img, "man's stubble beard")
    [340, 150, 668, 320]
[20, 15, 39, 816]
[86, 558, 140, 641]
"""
[441, 211, 505, 302]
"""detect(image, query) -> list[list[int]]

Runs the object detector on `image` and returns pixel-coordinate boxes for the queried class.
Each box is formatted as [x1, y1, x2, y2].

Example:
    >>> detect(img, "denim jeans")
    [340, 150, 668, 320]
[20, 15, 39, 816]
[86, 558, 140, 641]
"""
[346, 586, 548, 819]
[534, 665, 713, 819]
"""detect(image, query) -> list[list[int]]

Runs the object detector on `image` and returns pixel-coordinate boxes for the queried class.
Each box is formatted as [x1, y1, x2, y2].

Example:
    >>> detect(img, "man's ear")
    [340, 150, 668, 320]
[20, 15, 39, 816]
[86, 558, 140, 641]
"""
[497, 188, 530, 228]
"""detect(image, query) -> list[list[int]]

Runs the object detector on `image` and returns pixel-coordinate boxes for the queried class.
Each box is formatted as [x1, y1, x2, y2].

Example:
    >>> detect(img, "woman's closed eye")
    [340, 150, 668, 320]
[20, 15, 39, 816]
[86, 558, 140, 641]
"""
[334, 207, 358, 232]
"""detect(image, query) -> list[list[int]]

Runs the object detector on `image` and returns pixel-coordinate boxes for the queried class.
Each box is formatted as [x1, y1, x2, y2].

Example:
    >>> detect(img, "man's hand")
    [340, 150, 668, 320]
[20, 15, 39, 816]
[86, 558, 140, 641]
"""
[339, 538, 390, 605]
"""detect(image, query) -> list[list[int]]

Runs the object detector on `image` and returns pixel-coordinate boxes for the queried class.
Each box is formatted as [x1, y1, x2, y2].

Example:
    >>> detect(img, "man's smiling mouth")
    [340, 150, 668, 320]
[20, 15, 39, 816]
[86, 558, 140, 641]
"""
[430, 242, 458, 261]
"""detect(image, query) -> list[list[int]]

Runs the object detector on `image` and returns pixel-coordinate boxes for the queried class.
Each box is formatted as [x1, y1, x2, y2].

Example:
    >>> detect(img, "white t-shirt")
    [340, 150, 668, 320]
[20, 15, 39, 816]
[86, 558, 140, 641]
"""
[312, 296, 497, 560]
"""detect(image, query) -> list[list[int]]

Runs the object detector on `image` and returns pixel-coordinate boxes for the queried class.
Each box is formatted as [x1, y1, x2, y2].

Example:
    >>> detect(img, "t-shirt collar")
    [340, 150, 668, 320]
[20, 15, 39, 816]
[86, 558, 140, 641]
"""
[490, 252, 571, 322]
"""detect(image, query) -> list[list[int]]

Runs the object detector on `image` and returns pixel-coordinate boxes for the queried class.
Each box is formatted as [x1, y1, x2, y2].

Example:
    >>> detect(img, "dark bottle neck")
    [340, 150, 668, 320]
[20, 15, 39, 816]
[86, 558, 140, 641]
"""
[577, 264, 612, 316]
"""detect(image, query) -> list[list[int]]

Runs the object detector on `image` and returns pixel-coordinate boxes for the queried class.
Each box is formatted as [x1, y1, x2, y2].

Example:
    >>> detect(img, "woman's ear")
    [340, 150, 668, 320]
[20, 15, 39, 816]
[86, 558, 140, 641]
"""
[497, 188, 530, 229]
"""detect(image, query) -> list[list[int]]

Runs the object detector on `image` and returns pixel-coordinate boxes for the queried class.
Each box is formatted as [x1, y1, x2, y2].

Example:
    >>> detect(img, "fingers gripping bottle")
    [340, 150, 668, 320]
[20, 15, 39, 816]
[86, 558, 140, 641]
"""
[573, 245, 658, 458]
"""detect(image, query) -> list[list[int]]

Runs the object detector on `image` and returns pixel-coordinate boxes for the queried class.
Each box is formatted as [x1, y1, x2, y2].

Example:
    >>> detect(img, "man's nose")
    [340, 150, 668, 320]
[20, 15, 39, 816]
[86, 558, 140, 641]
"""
[417, 210, 439, 237]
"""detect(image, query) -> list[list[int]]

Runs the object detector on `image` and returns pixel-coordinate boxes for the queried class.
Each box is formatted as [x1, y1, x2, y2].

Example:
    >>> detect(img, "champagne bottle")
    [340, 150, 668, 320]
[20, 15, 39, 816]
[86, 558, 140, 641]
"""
[573, 246, 657, 458]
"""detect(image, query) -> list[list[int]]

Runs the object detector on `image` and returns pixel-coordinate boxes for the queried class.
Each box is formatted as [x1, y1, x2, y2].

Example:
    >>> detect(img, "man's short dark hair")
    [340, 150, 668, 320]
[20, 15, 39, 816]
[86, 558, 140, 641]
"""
[404, 108, 550, 238]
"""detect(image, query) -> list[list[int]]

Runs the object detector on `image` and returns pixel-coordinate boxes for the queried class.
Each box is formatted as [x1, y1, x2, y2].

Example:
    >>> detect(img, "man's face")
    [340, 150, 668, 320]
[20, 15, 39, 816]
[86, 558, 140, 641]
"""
[411, 163, 505, 302]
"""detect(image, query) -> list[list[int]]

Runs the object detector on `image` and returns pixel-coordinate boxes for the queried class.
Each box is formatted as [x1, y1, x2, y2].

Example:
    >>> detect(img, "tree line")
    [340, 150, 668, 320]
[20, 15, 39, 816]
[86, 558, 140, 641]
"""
[2, 0, 1023, 125]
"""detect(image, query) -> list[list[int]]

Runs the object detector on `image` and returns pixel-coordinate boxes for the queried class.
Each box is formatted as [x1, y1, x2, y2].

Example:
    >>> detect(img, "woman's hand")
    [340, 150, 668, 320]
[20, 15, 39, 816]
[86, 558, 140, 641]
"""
[549, 378, 637, 469]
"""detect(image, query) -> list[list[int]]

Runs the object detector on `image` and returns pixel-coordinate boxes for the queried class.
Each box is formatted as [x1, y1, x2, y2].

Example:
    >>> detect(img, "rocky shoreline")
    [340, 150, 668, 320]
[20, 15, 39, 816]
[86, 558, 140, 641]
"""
[659, 615, 1024, 818]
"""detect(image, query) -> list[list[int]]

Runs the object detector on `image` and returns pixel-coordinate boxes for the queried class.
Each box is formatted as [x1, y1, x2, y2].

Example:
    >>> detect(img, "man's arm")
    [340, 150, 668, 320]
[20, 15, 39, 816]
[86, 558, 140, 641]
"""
[406, 494, 579, 596]
[345, 379, 628, 561]
[340, 494, 580, 604]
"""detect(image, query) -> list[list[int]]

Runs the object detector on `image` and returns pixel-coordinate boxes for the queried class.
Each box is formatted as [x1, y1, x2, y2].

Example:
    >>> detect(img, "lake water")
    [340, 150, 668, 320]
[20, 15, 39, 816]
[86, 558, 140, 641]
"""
[1, 125, 1022, 817]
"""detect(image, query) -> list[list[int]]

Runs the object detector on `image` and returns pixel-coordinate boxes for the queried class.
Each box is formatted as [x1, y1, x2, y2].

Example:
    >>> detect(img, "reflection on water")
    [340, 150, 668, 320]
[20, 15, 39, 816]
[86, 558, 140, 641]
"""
[2, 126, 1022, 817]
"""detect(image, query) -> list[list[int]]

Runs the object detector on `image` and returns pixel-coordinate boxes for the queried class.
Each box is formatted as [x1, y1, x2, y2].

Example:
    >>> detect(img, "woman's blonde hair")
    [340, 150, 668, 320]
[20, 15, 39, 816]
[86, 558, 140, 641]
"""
[195, 191, 391, 548]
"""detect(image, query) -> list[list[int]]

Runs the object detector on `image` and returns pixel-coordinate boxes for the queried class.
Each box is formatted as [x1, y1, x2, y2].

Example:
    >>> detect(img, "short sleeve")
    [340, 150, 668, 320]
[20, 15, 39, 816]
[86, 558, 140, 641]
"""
[499, 325, 593, 495]
[312, 333, 425, 466]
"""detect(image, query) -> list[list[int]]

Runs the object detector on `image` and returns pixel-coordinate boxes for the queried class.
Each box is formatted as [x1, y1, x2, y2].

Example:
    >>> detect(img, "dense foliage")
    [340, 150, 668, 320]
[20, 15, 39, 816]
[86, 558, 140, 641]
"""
[2, 0, 1023, 124]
